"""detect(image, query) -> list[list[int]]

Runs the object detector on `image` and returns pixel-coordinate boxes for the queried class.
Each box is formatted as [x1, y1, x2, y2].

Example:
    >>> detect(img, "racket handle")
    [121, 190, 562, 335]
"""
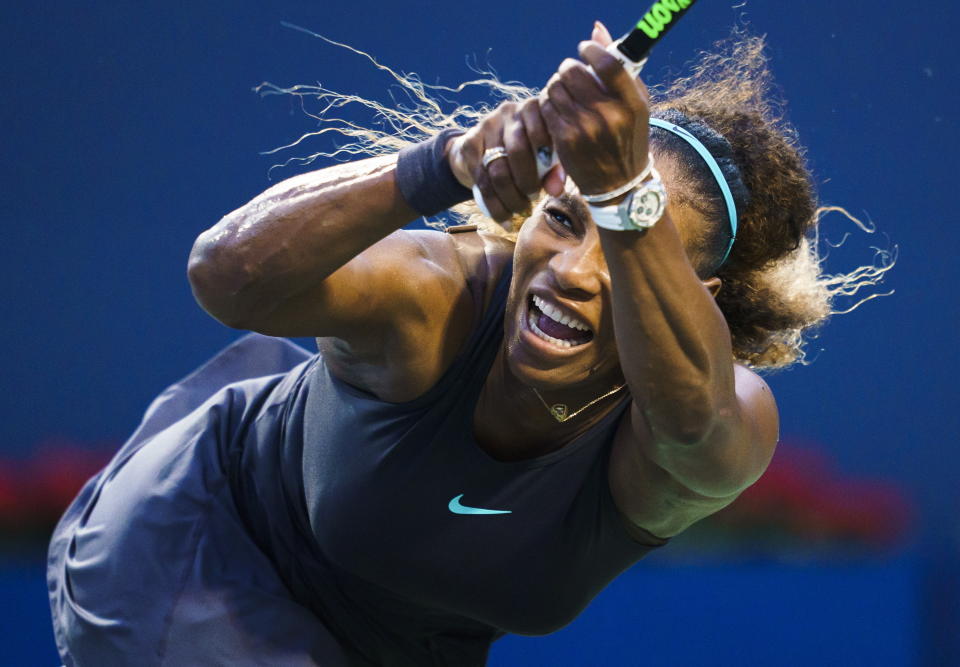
[472, 40, 646, 220]
[607, 38, 648, 79]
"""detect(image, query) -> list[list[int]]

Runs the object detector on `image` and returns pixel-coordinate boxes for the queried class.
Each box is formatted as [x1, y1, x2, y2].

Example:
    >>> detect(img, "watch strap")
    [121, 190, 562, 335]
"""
[587, 171, 667, 231]
[588, 202, 632, 231]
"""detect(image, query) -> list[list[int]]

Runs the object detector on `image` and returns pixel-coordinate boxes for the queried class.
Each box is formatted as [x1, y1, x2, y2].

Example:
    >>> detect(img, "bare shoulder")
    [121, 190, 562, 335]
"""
[608, 363, 779, 540]
[320, 224, 514, 401]
[380, 224, 515, 330]
[370, 224, 513, 303]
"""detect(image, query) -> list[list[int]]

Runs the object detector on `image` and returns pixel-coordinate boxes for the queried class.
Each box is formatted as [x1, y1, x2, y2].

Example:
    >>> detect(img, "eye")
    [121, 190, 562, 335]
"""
[546, 207, 574, 232]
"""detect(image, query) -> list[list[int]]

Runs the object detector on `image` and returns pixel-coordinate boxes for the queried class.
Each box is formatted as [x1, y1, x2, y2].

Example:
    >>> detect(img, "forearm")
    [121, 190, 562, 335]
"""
[188, 154, 417, 324]
[599, 213, 737, 448]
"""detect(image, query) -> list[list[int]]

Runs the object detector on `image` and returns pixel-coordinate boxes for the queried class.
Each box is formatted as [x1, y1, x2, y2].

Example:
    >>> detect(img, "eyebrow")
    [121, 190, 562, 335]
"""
[555, 193, 592, 224]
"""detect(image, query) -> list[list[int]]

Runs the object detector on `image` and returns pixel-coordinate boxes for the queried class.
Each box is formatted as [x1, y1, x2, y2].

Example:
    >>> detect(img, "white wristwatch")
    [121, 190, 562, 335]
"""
[586, 170, 668, 232]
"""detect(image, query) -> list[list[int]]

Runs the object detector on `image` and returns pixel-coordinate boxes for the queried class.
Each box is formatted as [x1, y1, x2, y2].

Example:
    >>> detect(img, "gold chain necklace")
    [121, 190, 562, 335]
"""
[532, 383, 627, 423]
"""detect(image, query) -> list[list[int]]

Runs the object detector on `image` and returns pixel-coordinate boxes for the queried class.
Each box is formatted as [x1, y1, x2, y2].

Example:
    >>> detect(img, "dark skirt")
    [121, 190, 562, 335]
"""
[46, 334, 351, 666]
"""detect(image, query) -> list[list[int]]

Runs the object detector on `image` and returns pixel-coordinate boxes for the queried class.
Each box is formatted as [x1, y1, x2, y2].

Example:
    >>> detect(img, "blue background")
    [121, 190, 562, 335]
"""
[3, 0, 957, 664]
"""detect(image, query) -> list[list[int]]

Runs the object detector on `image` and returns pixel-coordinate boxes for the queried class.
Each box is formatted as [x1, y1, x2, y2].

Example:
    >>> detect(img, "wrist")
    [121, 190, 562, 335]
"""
[586, 167, 667, 232]
[580, 153, 656, 205]
[395, 129, 472, 216]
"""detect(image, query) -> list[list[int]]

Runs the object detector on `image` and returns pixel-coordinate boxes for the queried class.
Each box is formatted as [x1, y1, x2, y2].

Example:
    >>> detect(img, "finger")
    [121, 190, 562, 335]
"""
[578, 40, 647, 105]
[447, 134, 473, 188]
[476, 116, 511, 221]
[480, 119, 530, 215]
[518, 98, 551, 163]
[467, 122, 509, 221]
[592, 21, 613, 47]
[558, 57, 606, 102]
[484, 157, 530, 214]
[474, 169, 513, 222]
[518, 98, 555, 185]
[542, 164, 566, 197]
[503, 112, 539, 197]
[542, 73, 580, 126]
[455, 125, 484, 186]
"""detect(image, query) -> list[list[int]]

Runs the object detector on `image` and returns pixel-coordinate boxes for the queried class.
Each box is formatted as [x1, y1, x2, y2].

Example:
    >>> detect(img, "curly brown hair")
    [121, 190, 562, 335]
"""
[650, 37, 824, 368]
[645, 35, 894, 368]
[257, 27, 894, 371]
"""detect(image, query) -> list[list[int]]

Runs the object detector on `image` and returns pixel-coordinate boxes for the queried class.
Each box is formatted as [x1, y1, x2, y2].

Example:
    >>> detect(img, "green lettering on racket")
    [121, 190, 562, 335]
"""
[636, 0, 692, 39]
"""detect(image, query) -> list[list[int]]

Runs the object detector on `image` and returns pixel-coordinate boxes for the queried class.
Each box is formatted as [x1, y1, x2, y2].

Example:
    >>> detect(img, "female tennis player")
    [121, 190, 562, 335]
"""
[48, 22, 877, 666]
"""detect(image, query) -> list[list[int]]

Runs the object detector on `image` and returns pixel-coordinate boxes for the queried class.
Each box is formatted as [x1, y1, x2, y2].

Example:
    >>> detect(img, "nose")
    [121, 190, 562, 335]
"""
[547, 236, 605, 298]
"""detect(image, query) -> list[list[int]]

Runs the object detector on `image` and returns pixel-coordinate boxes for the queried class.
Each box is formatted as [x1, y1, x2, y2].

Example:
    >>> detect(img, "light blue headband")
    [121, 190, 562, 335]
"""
[649, 118, 738, 267]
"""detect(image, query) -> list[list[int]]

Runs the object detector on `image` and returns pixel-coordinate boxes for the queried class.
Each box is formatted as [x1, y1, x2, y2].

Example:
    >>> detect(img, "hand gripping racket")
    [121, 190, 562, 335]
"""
[472, 0, 700, 218]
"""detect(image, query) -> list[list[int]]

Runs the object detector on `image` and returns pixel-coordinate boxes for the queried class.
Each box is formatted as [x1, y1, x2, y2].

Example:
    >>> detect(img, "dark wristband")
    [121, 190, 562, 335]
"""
[396, 128, 472, 216]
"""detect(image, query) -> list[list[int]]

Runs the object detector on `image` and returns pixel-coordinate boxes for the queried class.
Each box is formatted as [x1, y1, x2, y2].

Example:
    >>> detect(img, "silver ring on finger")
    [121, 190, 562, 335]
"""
[482, 147, 509, 169]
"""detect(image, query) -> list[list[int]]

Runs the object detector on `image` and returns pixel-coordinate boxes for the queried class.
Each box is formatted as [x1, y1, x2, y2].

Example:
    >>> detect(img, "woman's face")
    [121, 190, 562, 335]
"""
[502, 158, 708, 393]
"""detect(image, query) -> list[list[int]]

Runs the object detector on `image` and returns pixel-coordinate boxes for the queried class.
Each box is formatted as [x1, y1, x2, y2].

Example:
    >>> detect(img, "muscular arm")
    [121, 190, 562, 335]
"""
[541, 35, 778, 508]
[187, 154, 454, 341]
[601, 216, 777, 499]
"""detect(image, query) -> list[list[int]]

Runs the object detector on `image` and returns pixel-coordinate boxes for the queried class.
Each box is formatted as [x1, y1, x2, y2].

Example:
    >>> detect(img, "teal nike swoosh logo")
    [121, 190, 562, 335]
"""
[448, 494, 512, 515]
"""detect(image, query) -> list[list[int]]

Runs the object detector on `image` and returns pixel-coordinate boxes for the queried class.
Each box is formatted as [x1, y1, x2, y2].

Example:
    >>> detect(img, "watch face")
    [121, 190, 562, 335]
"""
[637, 190, 664, 216]
[626, 180, 667, 229]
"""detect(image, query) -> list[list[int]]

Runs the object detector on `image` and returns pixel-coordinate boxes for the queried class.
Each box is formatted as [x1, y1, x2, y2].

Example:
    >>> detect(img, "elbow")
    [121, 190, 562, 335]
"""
[187, 231, 256, 329]
[646, 412, 762, 499]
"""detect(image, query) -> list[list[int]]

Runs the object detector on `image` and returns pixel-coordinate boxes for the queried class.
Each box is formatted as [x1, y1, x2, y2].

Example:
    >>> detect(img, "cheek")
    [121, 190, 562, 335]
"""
[512, 222, 551, 273]
[515, 214, 542, 248]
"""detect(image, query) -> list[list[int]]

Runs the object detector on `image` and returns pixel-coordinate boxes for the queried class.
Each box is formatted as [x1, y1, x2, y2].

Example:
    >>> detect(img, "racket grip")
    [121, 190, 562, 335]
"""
[607, 38, 648, 78]
[472, 40, 645, 220]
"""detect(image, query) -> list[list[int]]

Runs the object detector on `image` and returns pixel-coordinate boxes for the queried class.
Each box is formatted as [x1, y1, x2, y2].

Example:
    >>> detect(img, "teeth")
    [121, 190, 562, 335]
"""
[528, 309, 576, 348]
[532, 294, 590, 332]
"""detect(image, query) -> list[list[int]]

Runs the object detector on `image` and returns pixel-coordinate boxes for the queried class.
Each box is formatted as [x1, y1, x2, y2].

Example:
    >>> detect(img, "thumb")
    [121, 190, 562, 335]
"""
[446, 135, 473, 188]
[543, 164, 567, 197]
[592, 20, 613, 47]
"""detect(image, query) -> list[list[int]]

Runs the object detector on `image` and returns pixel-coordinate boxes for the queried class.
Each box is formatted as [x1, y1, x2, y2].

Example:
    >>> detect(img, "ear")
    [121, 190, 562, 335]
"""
[703, 276, 722, 299]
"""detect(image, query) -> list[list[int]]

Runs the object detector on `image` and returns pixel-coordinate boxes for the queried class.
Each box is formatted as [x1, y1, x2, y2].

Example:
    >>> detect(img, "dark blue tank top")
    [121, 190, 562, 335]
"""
[229, 252, 668, 666]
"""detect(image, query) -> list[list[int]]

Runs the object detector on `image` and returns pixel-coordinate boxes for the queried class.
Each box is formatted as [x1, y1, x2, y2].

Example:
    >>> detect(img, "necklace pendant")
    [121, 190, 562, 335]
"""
[549, 404, 569, 422]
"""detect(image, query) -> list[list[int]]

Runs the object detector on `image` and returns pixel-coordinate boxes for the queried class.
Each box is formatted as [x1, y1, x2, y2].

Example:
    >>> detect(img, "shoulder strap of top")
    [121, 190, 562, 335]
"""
[473, 255, 513, 340]
[444, 225, 514, 343]
[442, 253, 513, 397]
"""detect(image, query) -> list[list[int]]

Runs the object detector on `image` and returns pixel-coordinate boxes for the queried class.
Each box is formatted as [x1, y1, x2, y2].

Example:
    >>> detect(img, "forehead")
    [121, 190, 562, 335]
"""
[655, 156, 708, 241]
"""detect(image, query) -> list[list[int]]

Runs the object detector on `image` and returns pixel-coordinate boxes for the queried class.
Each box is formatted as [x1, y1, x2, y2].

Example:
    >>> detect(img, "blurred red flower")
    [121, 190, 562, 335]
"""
[707, 440, 914, 549]
[0, 438, 114, 545]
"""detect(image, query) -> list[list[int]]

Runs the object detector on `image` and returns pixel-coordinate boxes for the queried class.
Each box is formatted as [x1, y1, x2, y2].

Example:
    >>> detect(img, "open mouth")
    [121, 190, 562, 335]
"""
[526, 294, 594, 349]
